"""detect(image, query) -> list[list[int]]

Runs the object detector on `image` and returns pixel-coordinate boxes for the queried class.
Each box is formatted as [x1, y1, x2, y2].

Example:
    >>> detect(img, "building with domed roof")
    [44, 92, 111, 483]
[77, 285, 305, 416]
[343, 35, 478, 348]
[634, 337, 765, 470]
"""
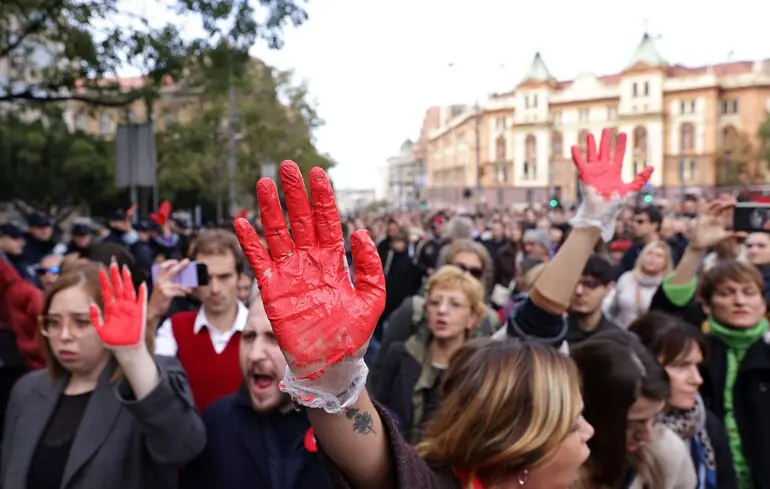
[419, 34, 770, 208]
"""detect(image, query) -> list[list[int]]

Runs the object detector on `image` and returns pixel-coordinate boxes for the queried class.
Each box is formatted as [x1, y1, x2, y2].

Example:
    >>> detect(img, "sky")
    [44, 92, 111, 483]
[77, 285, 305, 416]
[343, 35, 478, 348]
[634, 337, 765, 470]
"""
[124, 0, 770, 191]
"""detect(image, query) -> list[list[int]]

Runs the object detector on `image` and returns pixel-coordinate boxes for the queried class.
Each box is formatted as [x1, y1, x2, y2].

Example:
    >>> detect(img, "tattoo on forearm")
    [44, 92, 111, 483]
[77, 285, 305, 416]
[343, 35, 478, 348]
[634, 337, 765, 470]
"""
[344, 407, 375, 435]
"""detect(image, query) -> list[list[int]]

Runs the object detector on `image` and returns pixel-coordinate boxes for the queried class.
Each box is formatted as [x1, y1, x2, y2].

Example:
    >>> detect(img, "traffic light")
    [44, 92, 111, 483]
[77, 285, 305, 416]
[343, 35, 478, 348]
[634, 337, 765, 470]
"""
[420, 201, 428, 210]
[643, 194, 653, 203]
[549, 198, 558, 208]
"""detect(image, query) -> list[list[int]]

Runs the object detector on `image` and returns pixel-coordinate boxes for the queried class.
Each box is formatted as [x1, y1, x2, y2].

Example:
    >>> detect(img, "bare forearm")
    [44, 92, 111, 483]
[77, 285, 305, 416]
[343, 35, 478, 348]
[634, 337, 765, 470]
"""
[532, 227, 602, 312]
[669, 246, 707, 285]
[115, 347, 161, 400]
[307, 390, 394, 489]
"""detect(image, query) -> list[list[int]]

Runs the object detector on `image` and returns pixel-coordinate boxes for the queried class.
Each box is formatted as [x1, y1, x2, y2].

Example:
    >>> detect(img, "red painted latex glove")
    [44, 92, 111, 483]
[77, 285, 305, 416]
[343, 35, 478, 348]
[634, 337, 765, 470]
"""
[150, 200, 172, 226]
[233, 161, 386, 380]
[571, 128, 653, 199]
[570, 128, 654, 241]
[89, 263, 148, 349]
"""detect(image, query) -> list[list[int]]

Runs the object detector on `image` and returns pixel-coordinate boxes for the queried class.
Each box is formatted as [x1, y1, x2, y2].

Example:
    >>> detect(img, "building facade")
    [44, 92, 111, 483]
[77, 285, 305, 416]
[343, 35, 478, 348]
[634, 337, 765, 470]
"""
[421, 34, 770, 208]
[386, 140, 425, 210]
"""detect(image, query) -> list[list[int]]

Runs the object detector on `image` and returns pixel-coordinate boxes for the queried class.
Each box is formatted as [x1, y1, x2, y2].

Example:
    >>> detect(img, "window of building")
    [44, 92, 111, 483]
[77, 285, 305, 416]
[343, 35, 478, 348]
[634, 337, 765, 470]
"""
[632, 82, 638, 97]
[721, 99, 740, 115]
[643, 81, 650, 96]
[495, 135, 507, 162]
[607, 106, 617, 120]
[551, 131, 563, 159]
[688, 159, 696, 181]
[578, 109, 589, 122]
[681, 123, 695, 151]
[100, 113, 111, 134]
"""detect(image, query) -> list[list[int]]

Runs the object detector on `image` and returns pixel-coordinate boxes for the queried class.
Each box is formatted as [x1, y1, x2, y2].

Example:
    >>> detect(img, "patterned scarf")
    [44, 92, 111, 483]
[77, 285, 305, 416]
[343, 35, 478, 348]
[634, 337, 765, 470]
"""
[658, 394, 716, 484]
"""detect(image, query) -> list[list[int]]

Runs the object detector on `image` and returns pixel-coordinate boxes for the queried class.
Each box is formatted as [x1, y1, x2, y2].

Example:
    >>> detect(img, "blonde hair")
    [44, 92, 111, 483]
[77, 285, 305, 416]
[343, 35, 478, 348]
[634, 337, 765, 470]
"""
[417, 339, 582, 487]
[633, 240, 673, 276]
[426, 265, 486, 319]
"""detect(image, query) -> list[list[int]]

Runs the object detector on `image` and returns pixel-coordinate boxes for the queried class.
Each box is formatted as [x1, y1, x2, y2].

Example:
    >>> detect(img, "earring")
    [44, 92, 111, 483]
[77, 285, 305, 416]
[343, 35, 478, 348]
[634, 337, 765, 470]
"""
[518, 469, 529, 486]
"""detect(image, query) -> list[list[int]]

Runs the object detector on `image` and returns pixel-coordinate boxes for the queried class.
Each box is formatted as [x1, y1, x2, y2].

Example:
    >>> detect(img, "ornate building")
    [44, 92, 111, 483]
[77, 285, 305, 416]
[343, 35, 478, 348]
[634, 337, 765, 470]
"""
[421, 34, 770, 208]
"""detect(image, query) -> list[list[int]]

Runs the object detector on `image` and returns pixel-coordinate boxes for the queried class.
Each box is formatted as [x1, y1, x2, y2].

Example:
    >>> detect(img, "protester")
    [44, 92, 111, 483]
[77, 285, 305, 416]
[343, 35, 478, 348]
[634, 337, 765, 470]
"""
[231, 129, 652, 488]
[1, 262, 205, 489]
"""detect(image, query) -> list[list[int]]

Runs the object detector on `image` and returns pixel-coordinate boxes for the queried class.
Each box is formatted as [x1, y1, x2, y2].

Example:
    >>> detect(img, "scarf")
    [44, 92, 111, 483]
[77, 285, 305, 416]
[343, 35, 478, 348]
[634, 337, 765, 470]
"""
[708, 317, 768, 489]
[659, 394, 716, 489]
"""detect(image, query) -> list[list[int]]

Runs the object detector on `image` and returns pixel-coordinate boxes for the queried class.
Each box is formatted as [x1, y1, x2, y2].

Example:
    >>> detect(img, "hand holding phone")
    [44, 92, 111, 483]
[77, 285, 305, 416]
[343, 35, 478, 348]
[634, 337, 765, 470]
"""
[151, 260, 209, 288]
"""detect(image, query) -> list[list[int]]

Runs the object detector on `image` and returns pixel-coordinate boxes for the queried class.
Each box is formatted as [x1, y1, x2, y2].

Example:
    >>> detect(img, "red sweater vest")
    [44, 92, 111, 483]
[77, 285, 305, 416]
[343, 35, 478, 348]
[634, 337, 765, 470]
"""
[170, 310, 243, 413]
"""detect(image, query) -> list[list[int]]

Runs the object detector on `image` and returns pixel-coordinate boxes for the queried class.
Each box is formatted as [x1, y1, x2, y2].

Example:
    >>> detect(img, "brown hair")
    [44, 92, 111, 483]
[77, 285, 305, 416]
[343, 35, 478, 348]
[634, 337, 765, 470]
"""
[417, 339, 582, 487]
[40, 262, 155, 382]
[699, 259, 763, 305]
[441, 239, 491, 272]
[190, 229, 246, 273]
[629, 311, 707, 366]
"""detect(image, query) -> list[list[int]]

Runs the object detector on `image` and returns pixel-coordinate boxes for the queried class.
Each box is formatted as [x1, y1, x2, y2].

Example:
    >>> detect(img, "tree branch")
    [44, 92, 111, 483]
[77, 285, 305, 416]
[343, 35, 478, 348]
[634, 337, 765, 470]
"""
[0, 0, 66, 58]
[0, 87, 142, 107]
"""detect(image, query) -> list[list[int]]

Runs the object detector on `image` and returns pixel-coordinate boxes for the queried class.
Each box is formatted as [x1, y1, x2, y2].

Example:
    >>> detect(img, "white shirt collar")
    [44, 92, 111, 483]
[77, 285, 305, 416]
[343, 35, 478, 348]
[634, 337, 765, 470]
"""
[193, 301, 249, 334]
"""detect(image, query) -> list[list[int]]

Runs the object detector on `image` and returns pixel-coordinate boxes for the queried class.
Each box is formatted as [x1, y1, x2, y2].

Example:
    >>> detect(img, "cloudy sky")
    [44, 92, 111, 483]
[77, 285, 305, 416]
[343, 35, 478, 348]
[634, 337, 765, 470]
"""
[125, 0, 770, 191]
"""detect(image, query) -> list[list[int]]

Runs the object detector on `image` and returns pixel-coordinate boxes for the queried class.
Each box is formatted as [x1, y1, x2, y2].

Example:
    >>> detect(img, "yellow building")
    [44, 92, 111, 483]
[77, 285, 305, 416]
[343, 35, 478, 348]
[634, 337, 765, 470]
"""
[65, 77, 202, 138]
[421, 34, 770, 208]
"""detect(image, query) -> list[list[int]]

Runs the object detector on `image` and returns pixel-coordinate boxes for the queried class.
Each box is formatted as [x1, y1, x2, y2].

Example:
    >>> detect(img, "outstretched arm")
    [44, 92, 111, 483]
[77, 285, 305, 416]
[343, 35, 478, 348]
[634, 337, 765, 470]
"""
[234, 162, 396, 489]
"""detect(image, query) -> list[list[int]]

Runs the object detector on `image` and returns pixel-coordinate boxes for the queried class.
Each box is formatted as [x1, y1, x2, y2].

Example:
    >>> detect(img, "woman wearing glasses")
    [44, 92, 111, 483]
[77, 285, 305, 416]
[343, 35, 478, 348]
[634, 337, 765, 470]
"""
[1, 262, 205, 489]
[373, 265, 486, 443]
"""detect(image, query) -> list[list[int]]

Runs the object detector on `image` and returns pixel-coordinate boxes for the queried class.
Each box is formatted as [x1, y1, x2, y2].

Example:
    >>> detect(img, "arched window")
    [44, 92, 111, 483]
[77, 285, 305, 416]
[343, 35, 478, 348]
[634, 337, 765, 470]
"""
[633, 126, 648, 155]
[722, 125, 738, 152]
[495, 135, 506, 161]
[524, 134, 537, 180]
[680, 123, 695, 151]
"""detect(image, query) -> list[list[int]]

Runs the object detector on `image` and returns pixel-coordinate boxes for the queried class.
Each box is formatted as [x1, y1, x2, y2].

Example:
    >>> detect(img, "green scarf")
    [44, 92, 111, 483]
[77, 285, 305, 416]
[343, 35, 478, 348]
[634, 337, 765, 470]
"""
[708, 317, 768, 489]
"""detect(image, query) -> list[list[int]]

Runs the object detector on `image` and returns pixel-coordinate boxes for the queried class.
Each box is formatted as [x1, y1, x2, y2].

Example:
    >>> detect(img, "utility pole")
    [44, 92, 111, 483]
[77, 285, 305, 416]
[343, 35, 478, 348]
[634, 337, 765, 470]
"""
[227, 84, 238, 218]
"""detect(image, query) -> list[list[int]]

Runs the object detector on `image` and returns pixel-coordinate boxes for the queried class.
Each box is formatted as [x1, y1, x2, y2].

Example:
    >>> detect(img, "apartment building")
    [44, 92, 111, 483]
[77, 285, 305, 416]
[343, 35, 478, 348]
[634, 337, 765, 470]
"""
[385, 140, 426, 210]
[421, 33, 770, 208]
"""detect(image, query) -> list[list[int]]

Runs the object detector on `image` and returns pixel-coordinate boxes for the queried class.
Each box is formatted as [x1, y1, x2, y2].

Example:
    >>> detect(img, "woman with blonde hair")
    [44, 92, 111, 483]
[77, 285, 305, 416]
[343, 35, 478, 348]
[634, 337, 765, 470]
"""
[1, 262, 205, 489]
[374, 265, 486, 443]
[604, 240, 672, 328]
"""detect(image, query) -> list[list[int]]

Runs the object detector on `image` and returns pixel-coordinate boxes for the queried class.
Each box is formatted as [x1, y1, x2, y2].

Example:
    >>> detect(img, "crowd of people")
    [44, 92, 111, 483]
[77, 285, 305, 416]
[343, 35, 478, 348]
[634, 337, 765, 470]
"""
[0, 130, 768, 489]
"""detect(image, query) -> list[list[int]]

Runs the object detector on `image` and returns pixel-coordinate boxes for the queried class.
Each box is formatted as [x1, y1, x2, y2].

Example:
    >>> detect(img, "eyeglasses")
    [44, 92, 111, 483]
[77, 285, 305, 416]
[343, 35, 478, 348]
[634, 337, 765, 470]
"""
[36, 265, 61, 276]
[39, 314, 93, 338]
[576, 278, 602, 290]
[451, 263, 484, 279]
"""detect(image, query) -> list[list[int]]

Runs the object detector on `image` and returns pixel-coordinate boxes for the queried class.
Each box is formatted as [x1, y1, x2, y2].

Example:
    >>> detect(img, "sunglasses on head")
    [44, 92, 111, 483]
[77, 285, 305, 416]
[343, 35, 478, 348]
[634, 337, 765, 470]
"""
[452, 263, 484, 279]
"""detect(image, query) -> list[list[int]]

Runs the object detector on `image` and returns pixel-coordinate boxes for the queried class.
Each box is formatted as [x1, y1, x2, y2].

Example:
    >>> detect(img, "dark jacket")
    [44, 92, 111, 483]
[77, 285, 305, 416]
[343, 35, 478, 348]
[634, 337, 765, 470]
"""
[651, 286, 770, 489]
[320, 402, 461, 489]
[374, 330, 442, 444]
[181, 388, 330, 489]
[1, 356, 206, 489]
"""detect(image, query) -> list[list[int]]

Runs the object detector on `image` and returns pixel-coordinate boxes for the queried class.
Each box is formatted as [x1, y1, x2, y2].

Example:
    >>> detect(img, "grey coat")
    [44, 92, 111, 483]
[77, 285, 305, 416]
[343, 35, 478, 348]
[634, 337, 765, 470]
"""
[1, 355, 206, 489]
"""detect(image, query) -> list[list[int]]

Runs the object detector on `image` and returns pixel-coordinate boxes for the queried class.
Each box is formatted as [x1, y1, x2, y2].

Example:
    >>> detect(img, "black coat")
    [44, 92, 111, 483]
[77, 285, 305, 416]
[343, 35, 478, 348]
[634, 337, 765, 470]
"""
[181, 388, 331, 489]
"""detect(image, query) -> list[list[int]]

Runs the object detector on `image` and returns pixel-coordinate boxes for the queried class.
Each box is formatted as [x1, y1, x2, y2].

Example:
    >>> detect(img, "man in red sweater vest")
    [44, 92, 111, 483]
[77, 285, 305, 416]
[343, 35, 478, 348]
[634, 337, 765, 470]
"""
[155, 230, 249, 413]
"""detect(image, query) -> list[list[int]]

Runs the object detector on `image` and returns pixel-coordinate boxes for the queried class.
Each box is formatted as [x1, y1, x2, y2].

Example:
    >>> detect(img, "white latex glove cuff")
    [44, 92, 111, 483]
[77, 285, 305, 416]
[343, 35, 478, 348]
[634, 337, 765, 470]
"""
[570, 185, 631, 242]
[279, 358, 368, 414]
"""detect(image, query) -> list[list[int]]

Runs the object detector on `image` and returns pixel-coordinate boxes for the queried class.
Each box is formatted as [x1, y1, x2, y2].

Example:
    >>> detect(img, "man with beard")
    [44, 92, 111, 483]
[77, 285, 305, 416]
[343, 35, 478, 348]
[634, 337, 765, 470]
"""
[180, 298, 330, 489]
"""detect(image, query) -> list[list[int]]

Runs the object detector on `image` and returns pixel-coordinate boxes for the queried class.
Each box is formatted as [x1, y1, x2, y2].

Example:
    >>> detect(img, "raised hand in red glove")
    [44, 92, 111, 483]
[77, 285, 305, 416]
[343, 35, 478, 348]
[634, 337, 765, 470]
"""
[233, 161, 386, 383]
[571, 128, 653, 199]
[570, 128, 654, 241]
[150, 200, 172, 226]
[89, 263, 148, 349]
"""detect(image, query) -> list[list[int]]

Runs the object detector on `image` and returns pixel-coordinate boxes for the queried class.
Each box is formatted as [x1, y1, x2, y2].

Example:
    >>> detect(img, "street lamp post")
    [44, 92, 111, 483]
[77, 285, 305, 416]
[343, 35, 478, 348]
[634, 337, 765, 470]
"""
[474, 100, 482, 214]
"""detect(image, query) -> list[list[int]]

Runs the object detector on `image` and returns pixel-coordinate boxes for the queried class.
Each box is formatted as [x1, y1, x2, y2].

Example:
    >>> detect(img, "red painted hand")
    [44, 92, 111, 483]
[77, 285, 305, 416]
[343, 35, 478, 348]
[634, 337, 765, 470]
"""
[150, 200, 172, 226]
[89, 263, 148, 349]
[571, 128, 654, 199]
[233, 161, 386, 380]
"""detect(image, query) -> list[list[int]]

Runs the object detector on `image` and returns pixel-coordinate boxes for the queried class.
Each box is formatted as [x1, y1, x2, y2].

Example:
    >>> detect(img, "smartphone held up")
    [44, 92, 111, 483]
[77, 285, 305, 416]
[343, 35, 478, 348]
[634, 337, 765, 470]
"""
[151, 261, 209, 288]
